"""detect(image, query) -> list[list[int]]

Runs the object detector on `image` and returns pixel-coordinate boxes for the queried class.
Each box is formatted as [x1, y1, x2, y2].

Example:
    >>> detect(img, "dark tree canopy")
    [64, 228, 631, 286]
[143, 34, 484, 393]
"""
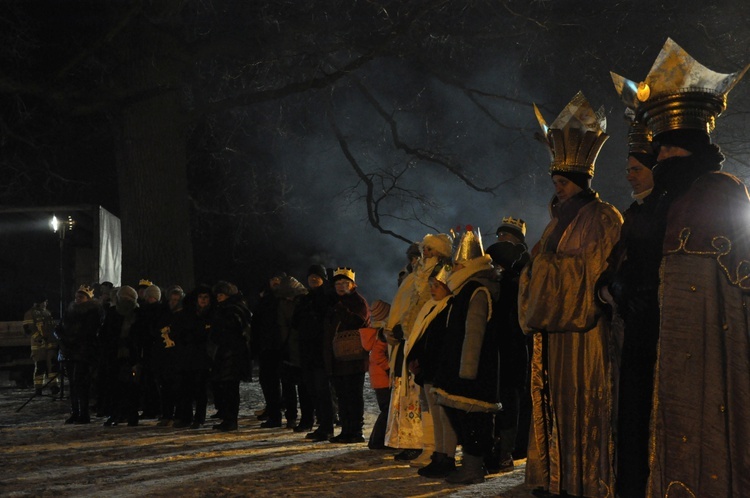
[2, 0, 749, 294]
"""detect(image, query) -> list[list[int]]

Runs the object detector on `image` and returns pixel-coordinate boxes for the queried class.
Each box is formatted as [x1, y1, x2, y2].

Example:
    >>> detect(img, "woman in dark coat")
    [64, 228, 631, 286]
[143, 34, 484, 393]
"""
[209, 281, 251, 431]
[56, 285, 103, 424]
[323, 267, 370, 444]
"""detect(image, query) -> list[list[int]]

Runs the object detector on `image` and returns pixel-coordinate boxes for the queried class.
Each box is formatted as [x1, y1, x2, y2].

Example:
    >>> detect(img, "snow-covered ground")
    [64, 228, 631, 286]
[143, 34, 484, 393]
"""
[0, 375, 529, 497]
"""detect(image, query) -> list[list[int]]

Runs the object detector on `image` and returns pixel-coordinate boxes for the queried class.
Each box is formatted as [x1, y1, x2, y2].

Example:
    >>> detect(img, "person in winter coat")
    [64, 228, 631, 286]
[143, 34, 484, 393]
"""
[432, 227, 501, 484]
[209, 281, 251, 431]
[132, 284, 165, 419]
[151, 288, 185, 427]
[250, 272, 285, 427]
[323, 267, 370, 444]
[483, 217, 531, 472]
[23, 297, 59, 395]
[172, 284, 213, 429]
[359, 299, 391, 450]
[293, 265, 336, 441]
[101, 286, 141, 427]
[275, 275, 311, 430]
[596, 119, 659, 498]
[55, 285, 104, 424]
[405, 263, 456, 478]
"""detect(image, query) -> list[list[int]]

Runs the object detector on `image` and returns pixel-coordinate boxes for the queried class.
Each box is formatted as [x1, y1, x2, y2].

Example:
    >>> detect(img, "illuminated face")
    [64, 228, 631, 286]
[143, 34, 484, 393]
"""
[428, 278, 450, 300]
[551, 175, 583, 204]
[334, 278, 355, 296]
[626, 156, 654, 195]
[657, 144, 692, 162]
[197, 293, 210, 310]
[307, 274, 324, 289]
[422, 245, 437, 259]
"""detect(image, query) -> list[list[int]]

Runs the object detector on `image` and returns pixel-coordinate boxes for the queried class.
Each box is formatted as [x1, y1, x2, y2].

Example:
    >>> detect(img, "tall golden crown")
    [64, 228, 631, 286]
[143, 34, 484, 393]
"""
[611, 38, 749, 137]
[534, 91, 608, 178]
[453, 225, 484, 265]
[500, 216, 526, 237]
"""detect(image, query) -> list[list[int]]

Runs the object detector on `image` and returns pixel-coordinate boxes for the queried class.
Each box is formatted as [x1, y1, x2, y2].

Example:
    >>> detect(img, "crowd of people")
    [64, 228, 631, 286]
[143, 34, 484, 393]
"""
[24, 38, 750, 497]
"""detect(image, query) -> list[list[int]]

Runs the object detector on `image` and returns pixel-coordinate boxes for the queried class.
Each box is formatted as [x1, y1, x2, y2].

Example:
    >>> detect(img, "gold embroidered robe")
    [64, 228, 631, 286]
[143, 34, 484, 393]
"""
[519, 196, 622, 497]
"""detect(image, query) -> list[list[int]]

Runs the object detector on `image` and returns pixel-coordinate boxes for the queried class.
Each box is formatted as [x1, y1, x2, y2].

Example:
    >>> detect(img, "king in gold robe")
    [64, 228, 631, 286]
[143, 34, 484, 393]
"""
[519, 190, 622, 498]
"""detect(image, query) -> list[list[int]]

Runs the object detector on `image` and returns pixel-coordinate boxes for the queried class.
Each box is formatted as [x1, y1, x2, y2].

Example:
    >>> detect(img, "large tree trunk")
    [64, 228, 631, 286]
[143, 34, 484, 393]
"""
[115, 89, 195, 290]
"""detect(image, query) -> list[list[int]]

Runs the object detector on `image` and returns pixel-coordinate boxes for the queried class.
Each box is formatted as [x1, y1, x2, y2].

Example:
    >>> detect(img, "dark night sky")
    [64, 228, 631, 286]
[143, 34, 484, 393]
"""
[2, 1, 750, 308]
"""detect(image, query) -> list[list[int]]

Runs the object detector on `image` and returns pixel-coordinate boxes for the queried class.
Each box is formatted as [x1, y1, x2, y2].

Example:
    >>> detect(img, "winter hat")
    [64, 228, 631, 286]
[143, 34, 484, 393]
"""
[76, 285, 95, 299]
[167, 285, 185, 298]
[369, 300, 391, 324]
[118, 286, 138, 303]
[212, 280, 237, 297]
[307, 264, 328, 280]
[554, 171, 591, 191]
[630, 152, 658, 169]
[422, 233, 453, 259]
[144, 285, 161, 302]
[275, 276, 309, 299]
[653, 129, 712, 156]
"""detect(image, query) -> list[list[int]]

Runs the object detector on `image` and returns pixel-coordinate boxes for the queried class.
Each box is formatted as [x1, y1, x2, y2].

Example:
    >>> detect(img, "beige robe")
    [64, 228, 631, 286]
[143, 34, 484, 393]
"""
[519, 197, 622, 498]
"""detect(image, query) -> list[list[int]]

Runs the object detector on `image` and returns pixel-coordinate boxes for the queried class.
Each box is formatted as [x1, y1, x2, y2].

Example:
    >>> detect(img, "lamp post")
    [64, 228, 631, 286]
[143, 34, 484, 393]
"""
[50, 215, 76, 318]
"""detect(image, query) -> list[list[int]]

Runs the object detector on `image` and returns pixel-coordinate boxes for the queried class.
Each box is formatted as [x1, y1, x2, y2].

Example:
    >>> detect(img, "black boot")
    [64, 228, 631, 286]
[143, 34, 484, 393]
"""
[445, 453, 486, 484]
[418, 452, 456, 478]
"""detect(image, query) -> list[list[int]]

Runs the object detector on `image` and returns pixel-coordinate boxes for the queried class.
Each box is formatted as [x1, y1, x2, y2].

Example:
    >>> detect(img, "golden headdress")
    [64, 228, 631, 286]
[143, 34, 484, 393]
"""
[611, 38, 749, 137]
[534, 91, 608, 178]
[497, 216, 526, 238]
[430, 262, 452, 285]
[332, 267, 356, 283]
[76, 285, 95, 299]
[452, 225, 484, 265]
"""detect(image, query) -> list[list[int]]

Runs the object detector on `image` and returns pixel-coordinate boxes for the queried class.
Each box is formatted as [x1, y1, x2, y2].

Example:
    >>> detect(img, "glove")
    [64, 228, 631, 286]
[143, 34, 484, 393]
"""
[391, 324, 404, 341]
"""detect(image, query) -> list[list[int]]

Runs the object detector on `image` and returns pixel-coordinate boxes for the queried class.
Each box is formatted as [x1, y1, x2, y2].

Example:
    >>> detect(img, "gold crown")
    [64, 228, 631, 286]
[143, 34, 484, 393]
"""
[500, 216, 526, 237]
[430, 263, 452, 285]
[138, 278, 154, 287]
[626, 118, 654, 156]
[76, 285, 95, 299]
[611, 38, 749, 137]
[453, 225, 484, 265]
[333, 267, 356, 283]
[534, 91, 608, 178]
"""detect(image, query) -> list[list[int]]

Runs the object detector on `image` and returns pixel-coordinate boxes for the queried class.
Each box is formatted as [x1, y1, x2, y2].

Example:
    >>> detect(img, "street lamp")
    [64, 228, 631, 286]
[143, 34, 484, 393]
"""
[50, 215, 76, 318]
